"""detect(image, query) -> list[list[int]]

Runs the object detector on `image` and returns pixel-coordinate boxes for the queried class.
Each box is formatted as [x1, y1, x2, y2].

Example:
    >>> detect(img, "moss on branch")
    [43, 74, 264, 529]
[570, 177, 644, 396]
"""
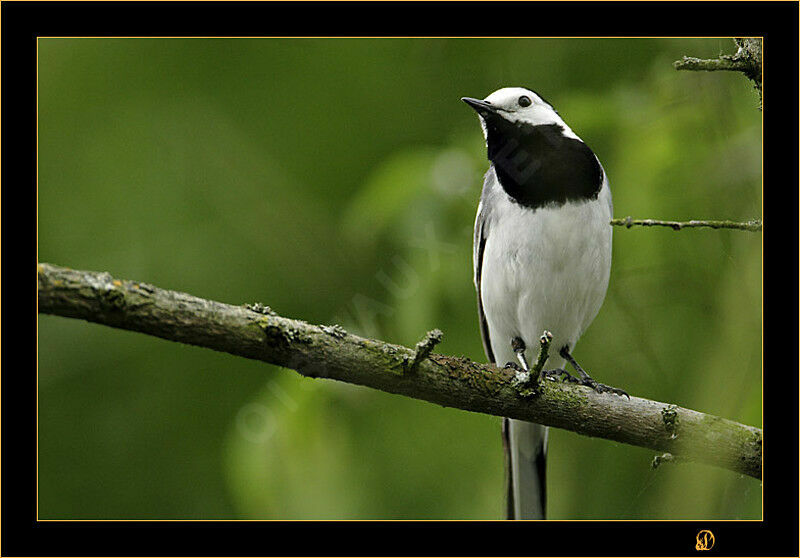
[610, 217, 762, 232]
[674, 37, 762, 109]
[37, 262, 762, 479]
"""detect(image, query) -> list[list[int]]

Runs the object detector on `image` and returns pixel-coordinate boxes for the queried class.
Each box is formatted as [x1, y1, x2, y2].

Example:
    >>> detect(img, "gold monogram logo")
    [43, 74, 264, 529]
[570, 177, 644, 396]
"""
[696, 530, 715, 551]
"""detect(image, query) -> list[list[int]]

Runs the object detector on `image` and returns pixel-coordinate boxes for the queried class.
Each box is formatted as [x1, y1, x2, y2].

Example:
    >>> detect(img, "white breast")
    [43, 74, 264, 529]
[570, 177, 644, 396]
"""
[480, 170, 612, 368]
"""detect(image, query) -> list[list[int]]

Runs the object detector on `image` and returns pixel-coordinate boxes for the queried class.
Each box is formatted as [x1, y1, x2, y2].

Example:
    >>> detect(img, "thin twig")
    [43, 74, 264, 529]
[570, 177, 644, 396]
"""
[37, 262, 762, 479]
[406, 329, 444, 373]
[674, 56, 752, 74]
[610, 217, 762, 232]
[511, 331, 553, 397]
[531, 330, 553, 378]
[674, 37, 762, 109]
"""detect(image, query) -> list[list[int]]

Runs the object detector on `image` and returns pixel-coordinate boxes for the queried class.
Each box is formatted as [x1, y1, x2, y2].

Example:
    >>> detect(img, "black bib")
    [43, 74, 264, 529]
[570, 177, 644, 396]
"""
[485, 119, 603, 210]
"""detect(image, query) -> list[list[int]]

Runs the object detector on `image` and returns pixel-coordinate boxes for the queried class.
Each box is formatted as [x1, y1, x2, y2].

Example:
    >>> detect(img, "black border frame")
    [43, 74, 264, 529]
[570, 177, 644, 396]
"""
[6, 1, 798, 556]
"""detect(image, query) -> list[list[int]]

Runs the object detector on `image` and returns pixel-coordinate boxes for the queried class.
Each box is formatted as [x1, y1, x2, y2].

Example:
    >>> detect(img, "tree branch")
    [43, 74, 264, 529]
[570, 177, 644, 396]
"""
[674, 37, 762, 108]
[37, 262, 762, 479]
[610, 216, 762, 232]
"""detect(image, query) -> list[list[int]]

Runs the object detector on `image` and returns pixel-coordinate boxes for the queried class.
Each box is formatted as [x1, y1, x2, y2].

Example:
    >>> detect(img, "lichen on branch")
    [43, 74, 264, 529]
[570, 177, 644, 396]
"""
[37, 262, 762, 479]
[674, 37, 762, 108]
[610, 217, 762, 232]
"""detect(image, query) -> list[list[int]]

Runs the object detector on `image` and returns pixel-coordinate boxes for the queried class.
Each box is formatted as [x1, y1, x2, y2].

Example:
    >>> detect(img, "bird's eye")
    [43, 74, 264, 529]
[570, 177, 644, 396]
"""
[518, 96, 532, 107]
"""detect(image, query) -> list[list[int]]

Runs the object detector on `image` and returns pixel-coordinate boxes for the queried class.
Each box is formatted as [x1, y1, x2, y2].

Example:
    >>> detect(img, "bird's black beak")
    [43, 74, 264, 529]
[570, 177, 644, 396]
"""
[461, 97, 498, 115]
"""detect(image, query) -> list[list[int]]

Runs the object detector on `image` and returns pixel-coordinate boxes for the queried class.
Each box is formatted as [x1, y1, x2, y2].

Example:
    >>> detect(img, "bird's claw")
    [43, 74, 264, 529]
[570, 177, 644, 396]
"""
[581, 378, 629, 399]
[541, 368, 579, 384]
[504, 361, 524, 372]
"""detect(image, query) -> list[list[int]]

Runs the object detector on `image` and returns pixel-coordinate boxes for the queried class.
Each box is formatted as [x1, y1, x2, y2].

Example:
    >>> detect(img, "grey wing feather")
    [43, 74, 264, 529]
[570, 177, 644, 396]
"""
[473, 173, 495, 364]
[599, 162, 612, 214]
[474, 169, 547, 520]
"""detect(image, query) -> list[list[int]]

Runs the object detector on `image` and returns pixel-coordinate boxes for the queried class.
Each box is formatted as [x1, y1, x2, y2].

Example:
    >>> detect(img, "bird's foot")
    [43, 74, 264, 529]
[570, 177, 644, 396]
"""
[558, 346, 630, 399]
[511, 336, 530, 371]
[541, 368, 579, 384]
[579, 376, 629, 399]
[507, 362, 540, 396]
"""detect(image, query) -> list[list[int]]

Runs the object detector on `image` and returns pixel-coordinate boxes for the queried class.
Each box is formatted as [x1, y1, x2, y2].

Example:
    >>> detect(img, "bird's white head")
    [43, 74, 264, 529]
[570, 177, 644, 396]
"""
[462, 86, 577, 140]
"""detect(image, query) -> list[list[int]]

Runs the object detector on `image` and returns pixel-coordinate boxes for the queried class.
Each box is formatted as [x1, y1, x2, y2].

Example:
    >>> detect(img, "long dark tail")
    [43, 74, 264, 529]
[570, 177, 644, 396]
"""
[503, 418, 548, 519]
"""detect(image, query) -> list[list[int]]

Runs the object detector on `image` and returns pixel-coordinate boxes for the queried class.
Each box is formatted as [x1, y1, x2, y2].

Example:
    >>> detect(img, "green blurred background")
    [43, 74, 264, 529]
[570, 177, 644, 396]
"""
[37, 38, 762, 520]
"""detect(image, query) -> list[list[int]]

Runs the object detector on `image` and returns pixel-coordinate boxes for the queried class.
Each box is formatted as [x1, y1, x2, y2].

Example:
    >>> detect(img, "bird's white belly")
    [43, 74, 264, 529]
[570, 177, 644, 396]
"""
[481, 192, 612, 368]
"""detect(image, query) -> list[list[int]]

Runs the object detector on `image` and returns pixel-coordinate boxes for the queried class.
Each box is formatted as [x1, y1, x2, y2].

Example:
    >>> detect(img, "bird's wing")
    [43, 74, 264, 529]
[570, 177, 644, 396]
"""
[473, 177, 495, 365]
[598, 161, 613, 214]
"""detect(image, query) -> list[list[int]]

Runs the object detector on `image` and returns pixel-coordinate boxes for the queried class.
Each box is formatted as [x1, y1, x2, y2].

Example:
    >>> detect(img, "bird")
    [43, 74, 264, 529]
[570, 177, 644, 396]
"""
[462, 87, 626, 520]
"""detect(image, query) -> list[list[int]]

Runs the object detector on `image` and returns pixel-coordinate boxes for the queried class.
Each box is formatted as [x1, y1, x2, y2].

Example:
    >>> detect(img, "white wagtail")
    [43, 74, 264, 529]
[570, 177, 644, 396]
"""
[462, 87, 627, 520]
